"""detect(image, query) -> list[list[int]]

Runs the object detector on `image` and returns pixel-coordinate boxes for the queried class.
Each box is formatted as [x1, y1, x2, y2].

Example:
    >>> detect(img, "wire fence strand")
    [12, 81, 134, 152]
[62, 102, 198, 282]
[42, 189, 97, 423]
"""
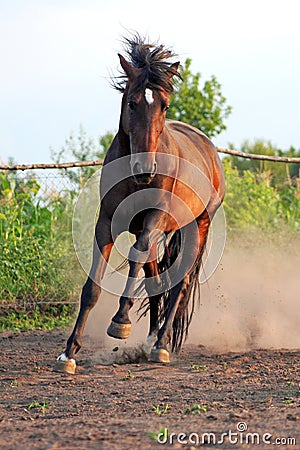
[1, 148, 300, 171]
[216, 148, 300, 163]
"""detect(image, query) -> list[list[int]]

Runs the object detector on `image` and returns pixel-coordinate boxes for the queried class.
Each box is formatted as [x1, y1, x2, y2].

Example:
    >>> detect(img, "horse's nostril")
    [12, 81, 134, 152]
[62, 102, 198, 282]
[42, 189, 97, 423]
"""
[131, 160, 157, 184]
[132, 162, 143, 176]
[132, 161, 156, 175]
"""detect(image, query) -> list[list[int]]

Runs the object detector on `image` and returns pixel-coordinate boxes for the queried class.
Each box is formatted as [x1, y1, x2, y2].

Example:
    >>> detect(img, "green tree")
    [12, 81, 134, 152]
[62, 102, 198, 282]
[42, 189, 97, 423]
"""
[51, 126, 115, 191]
[167, 58, 232, 137]
[99, 131, 115, 155]
[224, 139, 300, 188]
[223, 159, 300, 231]
[278, 146, 300, 180]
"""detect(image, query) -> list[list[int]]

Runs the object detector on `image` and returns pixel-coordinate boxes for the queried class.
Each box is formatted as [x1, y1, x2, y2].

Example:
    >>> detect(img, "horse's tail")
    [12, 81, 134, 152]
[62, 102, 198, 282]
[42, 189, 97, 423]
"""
[158, 225, 207, 353]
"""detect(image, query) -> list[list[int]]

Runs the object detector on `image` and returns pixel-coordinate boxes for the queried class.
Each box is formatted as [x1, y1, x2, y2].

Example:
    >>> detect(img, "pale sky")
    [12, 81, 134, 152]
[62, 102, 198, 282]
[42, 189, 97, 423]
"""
[0, 0, 300, 163]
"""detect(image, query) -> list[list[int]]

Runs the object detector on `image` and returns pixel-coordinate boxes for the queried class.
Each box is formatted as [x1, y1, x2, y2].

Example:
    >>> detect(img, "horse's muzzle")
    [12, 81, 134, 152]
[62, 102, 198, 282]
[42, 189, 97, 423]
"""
[132, 161, 157, 185]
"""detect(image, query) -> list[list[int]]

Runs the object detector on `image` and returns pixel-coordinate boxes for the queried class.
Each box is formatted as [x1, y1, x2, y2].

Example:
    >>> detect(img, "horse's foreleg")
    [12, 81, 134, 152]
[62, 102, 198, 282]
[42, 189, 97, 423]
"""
[107, 211, 167, 340]
[54, 215, 113, 374]
[66, 243, 113, 356]
[143, 259, 162, 350]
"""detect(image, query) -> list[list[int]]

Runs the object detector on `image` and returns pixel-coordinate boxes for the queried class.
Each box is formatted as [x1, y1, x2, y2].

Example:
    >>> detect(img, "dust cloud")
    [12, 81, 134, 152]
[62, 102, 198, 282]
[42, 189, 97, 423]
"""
[84, 290, 150, 365]
[190, 233, 300, 352]
[84, 232, 300, 358]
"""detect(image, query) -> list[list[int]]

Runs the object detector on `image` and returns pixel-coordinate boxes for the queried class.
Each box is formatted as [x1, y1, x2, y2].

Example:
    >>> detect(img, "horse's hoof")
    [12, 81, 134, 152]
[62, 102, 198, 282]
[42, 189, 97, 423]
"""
[143, 333, 158, 354]
[148, 348, 170, 363]
[53, 358, 76, 374]
[107, 321, 131, 339]
[53, 353, 76, 374]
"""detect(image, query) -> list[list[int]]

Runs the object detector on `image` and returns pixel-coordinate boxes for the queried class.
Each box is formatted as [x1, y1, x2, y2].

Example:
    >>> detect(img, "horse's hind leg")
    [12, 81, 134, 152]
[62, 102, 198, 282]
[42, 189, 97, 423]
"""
[149, 276, 189, 363]
[54, 213, 113, 374]
[143, 260, 161, 351]
[149, 211, 211, 363]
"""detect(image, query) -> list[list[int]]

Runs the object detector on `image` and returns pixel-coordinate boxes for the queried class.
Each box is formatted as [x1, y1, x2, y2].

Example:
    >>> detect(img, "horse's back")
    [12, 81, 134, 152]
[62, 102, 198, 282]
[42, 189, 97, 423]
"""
[166, 119, 209, 142]
[165, 120, 225, 201]
[165, 120, 217, 162]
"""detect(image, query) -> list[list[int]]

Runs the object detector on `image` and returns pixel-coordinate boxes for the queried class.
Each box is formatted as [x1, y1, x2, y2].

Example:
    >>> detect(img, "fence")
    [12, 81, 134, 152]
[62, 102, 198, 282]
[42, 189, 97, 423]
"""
[1, 147, 300, 171]
[1, 148, 299, 314]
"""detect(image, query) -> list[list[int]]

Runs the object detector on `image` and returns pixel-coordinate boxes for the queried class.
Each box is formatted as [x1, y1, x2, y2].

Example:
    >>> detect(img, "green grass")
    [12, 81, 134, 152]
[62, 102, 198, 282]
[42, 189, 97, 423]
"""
[149, 426, 169, 443]
[1, 160, 299, 332]
[191, 364, 207, 371]
[28, 400, 51, 414]
[151, 403, 170, 415]
[183, 404, 209, 414]
[0, 171, 82, 331]
[0, 305, 75, 332]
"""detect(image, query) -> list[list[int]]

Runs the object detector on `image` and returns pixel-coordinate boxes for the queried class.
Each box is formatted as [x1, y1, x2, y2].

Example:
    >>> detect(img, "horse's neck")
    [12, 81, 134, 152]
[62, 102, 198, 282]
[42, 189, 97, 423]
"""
[159, 123, 180, 157]
[117, 127, 131, 156]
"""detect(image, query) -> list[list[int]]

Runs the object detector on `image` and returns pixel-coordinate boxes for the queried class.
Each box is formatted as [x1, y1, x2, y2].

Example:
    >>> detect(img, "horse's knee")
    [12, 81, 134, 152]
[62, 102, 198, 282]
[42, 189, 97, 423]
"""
[81, 278, 101, 309]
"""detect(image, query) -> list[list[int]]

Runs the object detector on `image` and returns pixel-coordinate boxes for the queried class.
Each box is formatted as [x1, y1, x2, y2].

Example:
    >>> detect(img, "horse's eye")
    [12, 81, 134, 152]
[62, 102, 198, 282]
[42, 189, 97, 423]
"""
[162, 104, 170, 112]
[128, 100, 137, 110]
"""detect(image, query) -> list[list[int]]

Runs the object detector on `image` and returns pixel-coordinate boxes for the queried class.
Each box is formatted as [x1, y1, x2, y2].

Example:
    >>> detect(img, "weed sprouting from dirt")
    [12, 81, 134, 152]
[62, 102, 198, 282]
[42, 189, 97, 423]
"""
[27, 401, 51, 414]
[123, 370, 135, 380]
[191, 364, 207, 371]
[149, 426, 169, 443]
[183, 404, 209, 414]
[151, 403, 170, 415]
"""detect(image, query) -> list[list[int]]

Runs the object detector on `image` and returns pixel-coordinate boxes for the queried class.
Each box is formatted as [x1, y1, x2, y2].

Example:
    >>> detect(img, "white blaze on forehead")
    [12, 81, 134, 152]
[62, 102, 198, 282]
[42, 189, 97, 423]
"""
[145, 88, 154, 105]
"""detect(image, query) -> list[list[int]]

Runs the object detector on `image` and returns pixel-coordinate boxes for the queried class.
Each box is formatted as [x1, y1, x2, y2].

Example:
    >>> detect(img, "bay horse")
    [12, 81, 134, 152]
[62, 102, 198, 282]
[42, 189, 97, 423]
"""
[54, 35, 225, 374]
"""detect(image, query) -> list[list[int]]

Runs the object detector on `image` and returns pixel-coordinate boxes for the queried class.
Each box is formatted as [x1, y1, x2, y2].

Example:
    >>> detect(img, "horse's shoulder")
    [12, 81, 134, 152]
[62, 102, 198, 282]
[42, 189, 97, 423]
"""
[165, 120, 224, 192]
[165, 120, 218, 160]
[165, 120, 209, 141]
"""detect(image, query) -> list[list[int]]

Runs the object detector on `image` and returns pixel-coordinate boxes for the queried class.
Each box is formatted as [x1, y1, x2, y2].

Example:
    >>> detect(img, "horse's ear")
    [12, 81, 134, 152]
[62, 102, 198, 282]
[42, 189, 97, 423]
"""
[168, 61, 180, 79]
[118, 53, 138, 80]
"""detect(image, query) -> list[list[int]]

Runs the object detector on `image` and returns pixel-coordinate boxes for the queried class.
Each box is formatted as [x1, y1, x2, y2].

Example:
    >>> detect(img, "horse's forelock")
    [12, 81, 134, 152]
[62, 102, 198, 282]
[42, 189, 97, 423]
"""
[112, 34, 179, 94]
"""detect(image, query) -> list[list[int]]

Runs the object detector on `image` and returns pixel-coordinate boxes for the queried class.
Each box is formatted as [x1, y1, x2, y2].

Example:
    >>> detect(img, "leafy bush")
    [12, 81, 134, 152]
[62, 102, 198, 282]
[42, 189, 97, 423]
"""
[223, 159, 300, 231]
[0, 171, 82, 330]
[224, 139, 300, 188]
[0, 306, 74, 332]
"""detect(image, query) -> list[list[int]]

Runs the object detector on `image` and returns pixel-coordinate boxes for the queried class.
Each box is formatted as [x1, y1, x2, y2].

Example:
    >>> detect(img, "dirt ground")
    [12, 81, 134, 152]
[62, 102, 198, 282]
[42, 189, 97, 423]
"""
[0, 329, 299, 450]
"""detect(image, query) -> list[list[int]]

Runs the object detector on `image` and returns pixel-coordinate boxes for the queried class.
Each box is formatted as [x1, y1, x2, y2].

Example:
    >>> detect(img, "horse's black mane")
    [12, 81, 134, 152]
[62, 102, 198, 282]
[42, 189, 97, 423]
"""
[113, 34, 181, 93]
